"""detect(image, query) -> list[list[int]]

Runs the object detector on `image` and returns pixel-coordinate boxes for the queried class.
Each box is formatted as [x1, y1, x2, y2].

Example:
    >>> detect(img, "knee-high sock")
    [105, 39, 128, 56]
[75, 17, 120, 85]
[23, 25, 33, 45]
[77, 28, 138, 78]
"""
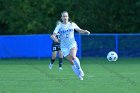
[59, 58, 63, 67]
[73, 57, 81, 69]
[72, 65, 80, 77]
[73, 57, 84, 76]
[51, 59, 55, 64]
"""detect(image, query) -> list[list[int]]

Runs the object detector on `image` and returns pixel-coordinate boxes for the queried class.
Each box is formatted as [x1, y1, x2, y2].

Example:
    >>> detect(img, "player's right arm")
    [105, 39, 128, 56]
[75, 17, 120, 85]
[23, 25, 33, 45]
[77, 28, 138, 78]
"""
[50, 23, 61, 43]
[50, 33, 59, 42]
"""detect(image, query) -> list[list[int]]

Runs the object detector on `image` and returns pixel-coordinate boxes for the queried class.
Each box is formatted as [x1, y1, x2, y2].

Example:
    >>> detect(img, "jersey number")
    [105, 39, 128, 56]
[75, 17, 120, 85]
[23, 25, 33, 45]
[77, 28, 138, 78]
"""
[66, 33, 70, 38]
[53, 47, 56, 51]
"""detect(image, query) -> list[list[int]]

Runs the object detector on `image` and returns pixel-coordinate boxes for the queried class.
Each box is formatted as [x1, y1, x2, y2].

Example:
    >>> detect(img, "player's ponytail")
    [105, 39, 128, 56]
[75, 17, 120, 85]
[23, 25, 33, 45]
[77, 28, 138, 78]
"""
[56, 21, 61, 26]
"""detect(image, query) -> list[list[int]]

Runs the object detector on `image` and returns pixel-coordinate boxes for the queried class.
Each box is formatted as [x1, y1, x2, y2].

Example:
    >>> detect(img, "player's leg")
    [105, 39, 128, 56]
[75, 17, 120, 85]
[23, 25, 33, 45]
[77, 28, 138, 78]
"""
[66, 55, 83, 80]
[61, 46, 83, 80]
[70, 47, 80, 69]
[61, 47, 80, 77]
[70, 47, 84, 77]
[51, 51, 57, 64]
[49, 51, 57, 69]
[66, 55, 81, 79]
[58, 50, 63, 70]
[66, 54, 74, 65]
[71, 65, 83, 80]
[49, 43, 57, 69]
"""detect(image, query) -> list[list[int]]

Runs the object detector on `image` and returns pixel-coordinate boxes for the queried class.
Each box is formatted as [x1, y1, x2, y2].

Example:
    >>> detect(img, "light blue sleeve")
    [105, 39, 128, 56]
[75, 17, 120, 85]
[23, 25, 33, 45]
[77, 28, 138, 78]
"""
[72, 22, 81, 30]
[53, 24, 60, 34]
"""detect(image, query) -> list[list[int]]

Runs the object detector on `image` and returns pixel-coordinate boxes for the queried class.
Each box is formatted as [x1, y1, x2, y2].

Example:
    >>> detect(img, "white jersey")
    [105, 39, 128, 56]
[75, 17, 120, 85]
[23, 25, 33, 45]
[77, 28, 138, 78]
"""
[53, 22, 81, 48]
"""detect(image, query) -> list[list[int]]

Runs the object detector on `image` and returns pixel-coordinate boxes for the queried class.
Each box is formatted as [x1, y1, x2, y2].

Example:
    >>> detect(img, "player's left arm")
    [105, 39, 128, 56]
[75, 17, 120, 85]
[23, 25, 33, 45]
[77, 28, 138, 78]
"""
[76, 29, 90, 35]
[72, 22, 90, 35]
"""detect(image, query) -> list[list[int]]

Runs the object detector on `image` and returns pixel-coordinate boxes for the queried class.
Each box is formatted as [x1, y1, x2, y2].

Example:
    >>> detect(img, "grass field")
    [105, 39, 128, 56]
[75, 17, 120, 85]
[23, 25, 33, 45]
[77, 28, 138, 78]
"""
[0, 57, 140, 93]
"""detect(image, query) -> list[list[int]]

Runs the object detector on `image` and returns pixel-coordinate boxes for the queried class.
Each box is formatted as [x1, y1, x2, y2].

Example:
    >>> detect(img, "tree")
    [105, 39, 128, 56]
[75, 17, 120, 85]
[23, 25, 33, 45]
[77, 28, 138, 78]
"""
[0, 0, 140, 35]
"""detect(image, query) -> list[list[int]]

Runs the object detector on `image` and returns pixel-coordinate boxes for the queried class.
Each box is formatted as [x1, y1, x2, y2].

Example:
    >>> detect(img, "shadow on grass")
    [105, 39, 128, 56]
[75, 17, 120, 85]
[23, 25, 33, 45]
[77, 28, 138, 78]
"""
[0, 57, 140, 65]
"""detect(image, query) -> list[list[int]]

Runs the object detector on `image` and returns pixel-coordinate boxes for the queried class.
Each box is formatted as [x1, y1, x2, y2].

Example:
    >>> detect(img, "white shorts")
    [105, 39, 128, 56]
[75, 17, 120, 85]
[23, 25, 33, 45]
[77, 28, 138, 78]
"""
[61, 43, 77, 57]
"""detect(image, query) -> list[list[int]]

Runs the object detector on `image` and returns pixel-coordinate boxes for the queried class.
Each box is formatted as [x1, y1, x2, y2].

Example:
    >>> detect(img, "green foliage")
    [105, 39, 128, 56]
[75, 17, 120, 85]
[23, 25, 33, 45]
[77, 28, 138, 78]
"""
[0, 0, 140, 35]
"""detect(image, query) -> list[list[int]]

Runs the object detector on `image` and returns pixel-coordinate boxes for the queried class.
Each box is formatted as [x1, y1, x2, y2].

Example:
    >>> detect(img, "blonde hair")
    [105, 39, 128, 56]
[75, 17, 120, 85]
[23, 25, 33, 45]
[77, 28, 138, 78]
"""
[56, 11, 71, 25]
[61, 11, 69, 16]
[56, 21, 61, 25]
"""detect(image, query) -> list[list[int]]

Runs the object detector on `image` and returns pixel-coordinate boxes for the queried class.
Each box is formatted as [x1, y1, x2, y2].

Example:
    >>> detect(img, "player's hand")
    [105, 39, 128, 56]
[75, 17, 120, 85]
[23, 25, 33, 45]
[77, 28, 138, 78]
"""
[51, 34, 59, 43]
[85, 30, 90, 35]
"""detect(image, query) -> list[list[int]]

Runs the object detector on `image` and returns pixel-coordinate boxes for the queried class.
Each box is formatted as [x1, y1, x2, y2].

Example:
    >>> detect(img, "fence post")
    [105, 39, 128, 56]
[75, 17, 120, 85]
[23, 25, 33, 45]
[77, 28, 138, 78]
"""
[78, 33, 82, 58]
[115, 34, 119, 54]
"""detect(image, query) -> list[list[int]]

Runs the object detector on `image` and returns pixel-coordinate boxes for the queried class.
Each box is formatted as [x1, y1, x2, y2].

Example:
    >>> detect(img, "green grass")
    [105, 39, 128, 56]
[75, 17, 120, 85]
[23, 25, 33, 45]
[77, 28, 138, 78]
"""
[0, 57, 140, 93]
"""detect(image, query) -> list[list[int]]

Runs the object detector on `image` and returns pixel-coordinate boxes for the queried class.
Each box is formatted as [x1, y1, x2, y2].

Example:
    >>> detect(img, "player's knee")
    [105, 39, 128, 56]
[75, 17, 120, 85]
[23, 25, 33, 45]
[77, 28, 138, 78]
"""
[52, 56, 56, 59]
[72, 56, 77, 60]
[59, 54, 63, 58]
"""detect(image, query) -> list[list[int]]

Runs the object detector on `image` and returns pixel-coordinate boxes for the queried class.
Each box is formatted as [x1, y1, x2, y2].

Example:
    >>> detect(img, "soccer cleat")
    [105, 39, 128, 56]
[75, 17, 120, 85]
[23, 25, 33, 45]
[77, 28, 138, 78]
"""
[79, 76, 83, 80]
[59, 67, 63, 70]
[49, 63, 53, 69]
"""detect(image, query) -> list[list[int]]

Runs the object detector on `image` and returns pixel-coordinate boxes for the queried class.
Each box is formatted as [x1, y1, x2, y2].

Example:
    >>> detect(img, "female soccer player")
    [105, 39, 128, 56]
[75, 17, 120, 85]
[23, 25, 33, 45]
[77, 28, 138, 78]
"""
[49, 32, 63, 70]
[51, 11, 90, 80]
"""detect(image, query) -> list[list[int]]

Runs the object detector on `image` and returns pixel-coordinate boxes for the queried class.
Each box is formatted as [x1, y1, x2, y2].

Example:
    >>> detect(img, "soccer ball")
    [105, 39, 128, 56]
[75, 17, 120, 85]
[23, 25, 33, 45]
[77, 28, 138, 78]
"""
[107, 51, 118, 62]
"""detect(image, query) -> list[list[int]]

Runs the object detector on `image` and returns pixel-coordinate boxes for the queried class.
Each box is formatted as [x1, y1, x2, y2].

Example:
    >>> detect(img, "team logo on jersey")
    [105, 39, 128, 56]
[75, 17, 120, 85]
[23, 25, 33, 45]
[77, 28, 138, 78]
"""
[59, 29, 73, 34]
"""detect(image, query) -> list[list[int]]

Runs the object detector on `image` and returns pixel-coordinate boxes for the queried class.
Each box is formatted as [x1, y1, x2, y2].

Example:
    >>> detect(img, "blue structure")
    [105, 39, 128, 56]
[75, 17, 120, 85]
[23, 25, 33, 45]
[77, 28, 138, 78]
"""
[0, 34, 81, 58]
[81, 33, 140, 57]
[0, 34, 52, 58]
[0, 33, 140, 58]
